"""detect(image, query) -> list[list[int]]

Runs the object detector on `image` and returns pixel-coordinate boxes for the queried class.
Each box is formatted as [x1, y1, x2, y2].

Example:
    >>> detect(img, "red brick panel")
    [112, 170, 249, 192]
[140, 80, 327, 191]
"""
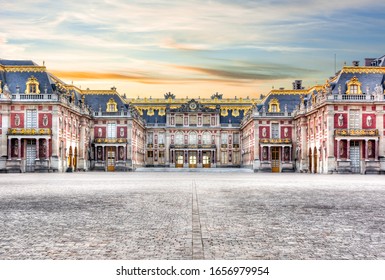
[259, 126, 270, 138]
[94, 126, 106, 138]
[117, 126, 127, 138]
[362, 114, 376, 129]
[334, 113, 347, 129]
[38, 113, 52, 128]
[280, 126, 292, 138]
[10, 113, 25, 128]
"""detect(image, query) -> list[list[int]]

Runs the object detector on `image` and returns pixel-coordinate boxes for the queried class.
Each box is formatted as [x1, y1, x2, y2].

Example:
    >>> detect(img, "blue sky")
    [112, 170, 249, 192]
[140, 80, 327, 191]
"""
[1, 0, 385, 98]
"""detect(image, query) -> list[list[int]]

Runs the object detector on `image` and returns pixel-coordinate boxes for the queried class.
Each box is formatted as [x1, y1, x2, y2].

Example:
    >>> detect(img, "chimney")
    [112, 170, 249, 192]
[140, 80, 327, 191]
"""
[365, 58, 375, 66]
[293, 80, 303, 90]
[352, 61, 360, 66]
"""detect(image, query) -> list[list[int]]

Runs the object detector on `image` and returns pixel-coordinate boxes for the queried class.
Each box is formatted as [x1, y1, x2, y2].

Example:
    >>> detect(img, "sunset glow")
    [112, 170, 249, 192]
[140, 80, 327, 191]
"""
[1, 0, 385, 98]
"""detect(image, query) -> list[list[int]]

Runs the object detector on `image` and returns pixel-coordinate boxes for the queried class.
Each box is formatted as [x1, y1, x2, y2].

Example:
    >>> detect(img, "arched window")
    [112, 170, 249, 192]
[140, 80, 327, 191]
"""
[346, 76, 362, 94]
[175, 132, 183, 145]
[25, 76, 40, 94]
[189, 132, 197, 145]
[202, 132, 211, 145]
[268, 98, 280, 112]
[106, 98, 118, 112]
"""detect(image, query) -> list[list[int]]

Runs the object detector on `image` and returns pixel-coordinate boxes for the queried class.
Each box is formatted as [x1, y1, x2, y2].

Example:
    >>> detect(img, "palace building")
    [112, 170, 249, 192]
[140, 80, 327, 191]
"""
[1, 56, 385, 174]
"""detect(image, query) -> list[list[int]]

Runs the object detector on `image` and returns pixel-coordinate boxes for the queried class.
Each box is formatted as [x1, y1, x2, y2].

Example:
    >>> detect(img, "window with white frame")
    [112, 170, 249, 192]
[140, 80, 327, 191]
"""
[272, 123, 279, 139]
[202, 132, 211, 145]
[26, 109, 37, 128]
[189, 132, 197, 145]
[349, 109, 360, 129]
[175, 132, 183, 145]
[221, 133, 228, 145]
[107, 123, 116, 139]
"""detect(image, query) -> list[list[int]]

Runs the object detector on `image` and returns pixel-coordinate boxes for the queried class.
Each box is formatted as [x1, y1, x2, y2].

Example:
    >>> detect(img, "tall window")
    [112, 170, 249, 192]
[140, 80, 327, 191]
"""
[349, 110, 360, 129]
[107, 123, 116, 138]
[272, 123, 279, 139]
[221, 133, 228, 145]
[175, 132, 183, 145]
[26, 109, 37, 128]
[202, 132, 211, 145]
[233, 133, 240, 145]
[189, 132, 197, 145]
[147, 132, 153, 144]
[158, 133, 165, 145]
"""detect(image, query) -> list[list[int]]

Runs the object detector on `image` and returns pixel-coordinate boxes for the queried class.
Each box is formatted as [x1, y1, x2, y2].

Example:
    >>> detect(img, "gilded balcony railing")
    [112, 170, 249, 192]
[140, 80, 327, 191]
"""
[7, 128, 51, 135]
[335, 129, 378, 136]
[94, 138, 127, 143]
[260, 138, 292, 144]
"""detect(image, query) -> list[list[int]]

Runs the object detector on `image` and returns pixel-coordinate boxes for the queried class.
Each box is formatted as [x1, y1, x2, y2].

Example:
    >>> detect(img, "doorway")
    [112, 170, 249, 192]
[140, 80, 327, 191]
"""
[202, 152, 211, 168]
[350, 141, 360, 173]
[271, 147, 280, 172]
[107, 147, 115, 171]
[189, 151, 197, 168]
[26, 139, 36, 172]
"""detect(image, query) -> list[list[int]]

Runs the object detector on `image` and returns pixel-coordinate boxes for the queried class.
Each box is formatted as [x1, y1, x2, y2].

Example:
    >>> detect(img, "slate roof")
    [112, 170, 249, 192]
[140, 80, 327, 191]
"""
[142, 110, 167, 124]
[83, 93, 128, 112]
[2, 71, 55, 94]
[220, 110, 245, 124]
[0, 59, 37, 66]
[259, 93, 302, 113]
[331, 72, 385, 95]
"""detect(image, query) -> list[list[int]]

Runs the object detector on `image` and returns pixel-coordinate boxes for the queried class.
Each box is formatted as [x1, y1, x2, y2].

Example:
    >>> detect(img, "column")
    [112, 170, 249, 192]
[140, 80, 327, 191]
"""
[8, 138, 12, 159]
[375, 139, 379, 159]
[102, 146, 105, 161]
[365, 140, 368, 160]
[289, 146, 292, 162]
[281, 146, 284, 162]
[36, 139, 40, 160]
[347, 139, 350, 160]
[336, 140, 340, 160]
[17, 138, 21, 159]
[269, 147, 272, 161]
[46, 139, 50, 159]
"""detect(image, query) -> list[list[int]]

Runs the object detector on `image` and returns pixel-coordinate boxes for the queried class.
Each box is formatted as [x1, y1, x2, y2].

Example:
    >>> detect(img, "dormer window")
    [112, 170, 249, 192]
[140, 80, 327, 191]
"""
[268, 98, 280, 113]
[106, 98, 118, 112]
[346, 76, 362, 94]
[25, 76, 40, 94]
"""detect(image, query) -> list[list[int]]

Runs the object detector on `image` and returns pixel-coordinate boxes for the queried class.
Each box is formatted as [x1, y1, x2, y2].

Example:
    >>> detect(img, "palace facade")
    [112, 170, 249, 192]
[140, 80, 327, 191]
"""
[1, 56, 385, 174]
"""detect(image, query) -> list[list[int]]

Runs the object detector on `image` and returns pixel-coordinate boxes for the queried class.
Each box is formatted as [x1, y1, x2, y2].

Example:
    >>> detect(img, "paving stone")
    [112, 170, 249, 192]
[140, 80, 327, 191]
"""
[0, 173, 384, 259]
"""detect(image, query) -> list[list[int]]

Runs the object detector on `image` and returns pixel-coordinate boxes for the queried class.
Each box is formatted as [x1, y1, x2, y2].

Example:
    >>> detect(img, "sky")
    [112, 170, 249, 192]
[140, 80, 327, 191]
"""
[1, 0, 385, 98]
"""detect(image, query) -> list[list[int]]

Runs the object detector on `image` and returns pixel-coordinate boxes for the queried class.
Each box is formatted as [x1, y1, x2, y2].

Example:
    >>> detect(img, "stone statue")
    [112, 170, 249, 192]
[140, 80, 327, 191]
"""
[98, 127, 102, 137]
[338, 114, 344, 127]
[366, 116, 372, 127]
[15, 114, 20, 127]
[262, 127, 267, 137]
[120, 128, 124, 137]
[284, 127, 289, 137]
[338, 84, 342, 94]
[42, 114, 48, 127]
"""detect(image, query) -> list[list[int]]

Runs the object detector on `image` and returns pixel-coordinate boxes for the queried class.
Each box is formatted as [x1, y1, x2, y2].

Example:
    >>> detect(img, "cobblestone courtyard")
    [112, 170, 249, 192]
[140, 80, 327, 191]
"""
[0, 172, 384, 260]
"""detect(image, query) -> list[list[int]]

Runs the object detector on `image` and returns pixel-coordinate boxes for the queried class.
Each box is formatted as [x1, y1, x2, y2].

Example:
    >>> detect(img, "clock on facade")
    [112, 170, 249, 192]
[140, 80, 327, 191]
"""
[189, 102, 197, 110]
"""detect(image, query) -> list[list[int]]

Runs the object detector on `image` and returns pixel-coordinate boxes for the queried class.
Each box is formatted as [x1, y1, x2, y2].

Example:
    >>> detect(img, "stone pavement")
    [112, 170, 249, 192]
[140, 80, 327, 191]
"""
[0, 172, 384, 259]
